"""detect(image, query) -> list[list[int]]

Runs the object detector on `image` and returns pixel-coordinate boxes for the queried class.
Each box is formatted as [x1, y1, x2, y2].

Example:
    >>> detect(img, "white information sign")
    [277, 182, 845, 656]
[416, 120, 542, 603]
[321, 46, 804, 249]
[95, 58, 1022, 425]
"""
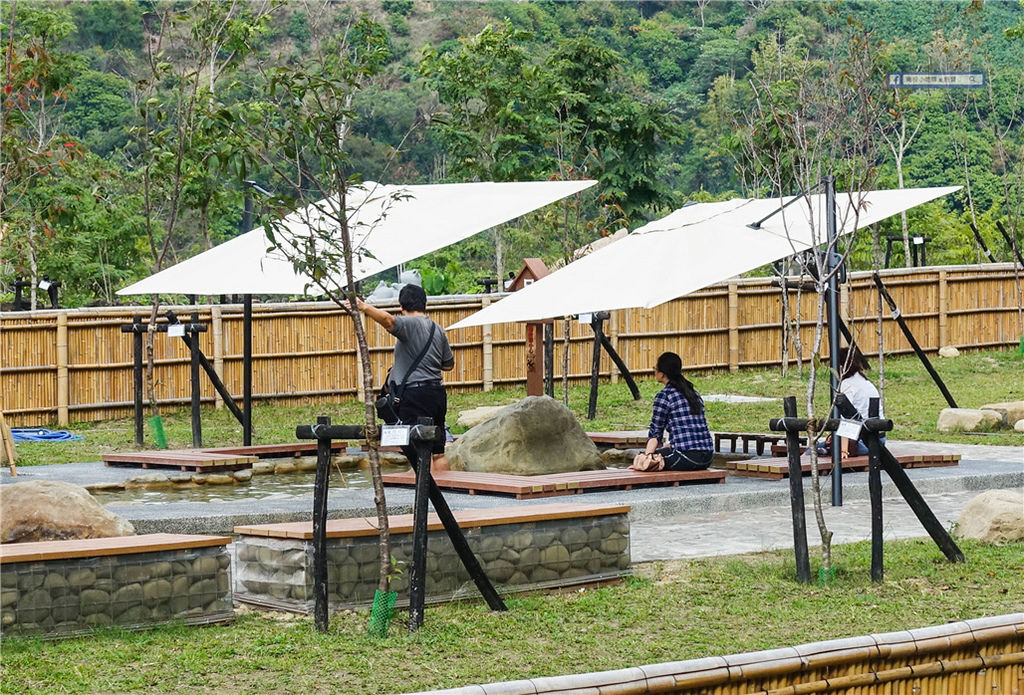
[577, 313, 592, 324]
[836, 419, 863, 441]
[380, 425, 411, 447]
[37, 280, 51, 291]
[167, 324, 185, 338]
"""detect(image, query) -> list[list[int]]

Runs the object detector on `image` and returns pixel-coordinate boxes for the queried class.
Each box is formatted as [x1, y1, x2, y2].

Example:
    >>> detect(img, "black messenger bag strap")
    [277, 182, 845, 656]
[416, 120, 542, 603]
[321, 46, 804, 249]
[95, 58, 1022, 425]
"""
[393, 321, 437, 400]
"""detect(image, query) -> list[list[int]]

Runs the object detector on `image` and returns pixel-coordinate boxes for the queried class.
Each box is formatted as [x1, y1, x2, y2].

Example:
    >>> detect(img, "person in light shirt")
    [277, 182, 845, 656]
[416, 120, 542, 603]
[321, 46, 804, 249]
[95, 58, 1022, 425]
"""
[836, 345, 885, 457]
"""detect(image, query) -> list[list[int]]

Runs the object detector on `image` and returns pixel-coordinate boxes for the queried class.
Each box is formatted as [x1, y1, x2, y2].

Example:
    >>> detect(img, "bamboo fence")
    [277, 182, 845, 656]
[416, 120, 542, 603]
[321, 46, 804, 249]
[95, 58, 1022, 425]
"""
[1, 263, 1021, 427]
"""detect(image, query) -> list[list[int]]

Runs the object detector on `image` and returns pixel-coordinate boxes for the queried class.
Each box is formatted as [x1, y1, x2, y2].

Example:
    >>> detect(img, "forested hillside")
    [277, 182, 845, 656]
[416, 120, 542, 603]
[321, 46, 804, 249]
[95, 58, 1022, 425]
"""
[2, 0, 1023, 308]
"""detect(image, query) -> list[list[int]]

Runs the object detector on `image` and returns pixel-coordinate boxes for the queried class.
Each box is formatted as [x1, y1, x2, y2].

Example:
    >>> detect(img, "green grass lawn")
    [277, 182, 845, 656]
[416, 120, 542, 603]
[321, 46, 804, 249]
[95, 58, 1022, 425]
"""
[11, 348, 1023, 467]
[1, 538, 1021, 694]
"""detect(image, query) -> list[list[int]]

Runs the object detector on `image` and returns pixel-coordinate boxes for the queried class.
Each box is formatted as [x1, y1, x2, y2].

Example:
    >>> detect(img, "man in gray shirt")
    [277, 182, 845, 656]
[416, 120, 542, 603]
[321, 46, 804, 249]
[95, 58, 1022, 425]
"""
[357, 284, 453, 471]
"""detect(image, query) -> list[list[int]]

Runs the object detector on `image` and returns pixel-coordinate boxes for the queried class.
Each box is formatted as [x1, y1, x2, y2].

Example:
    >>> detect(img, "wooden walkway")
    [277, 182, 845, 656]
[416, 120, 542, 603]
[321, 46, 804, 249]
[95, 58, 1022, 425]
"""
[381, 468, 726, 499]
[102, 441, 347, 472]
[726, 453, 961, 479]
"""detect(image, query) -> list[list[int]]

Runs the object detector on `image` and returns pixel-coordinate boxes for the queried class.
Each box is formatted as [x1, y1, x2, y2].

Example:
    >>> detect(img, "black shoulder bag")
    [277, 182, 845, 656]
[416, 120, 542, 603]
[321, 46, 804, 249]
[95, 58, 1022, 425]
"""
[374, 322, 436, 425]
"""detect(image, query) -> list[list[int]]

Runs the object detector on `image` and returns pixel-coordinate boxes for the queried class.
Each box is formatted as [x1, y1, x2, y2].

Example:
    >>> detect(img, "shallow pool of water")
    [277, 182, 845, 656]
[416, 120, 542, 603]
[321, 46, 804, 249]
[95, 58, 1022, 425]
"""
[90, 462, 411, 506]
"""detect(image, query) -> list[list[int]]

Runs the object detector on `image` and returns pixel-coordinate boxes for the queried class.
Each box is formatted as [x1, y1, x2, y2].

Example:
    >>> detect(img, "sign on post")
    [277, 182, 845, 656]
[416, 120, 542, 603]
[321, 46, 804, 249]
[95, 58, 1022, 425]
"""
[886, 72, 985, 89]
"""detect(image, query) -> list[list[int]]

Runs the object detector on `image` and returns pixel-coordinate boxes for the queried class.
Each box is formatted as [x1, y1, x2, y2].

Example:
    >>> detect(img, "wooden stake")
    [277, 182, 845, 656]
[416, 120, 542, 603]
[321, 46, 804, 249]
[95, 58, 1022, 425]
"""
[0, 410, 18, 476]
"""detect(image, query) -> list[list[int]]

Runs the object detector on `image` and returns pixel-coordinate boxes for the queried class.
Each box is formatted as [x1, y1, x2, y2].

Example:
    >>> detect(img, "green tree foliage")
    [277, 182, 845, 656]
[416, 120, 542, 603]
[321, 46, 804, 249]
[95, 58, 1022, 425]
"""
[4, 0, 1024, 309]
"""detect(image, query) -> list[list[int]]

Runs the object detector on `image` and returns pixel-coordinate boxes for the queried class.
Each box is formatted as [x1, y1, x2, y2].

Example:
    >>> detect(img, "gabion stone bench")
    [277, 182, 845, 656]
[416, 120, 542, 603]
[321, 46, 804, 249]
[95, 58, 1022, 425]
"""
[233, 503, 631, 613]
[1, 533, 233, 639]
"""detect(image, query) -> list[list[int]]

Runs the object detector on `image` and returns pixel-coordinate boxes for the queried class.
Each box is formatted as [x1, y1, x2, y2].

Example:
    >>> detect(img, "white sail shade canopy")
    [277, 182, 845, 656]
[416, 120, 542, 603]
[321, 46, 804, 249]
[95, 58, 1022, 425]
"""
[117, 179, 597, 296]
[450, 186, 961, 329]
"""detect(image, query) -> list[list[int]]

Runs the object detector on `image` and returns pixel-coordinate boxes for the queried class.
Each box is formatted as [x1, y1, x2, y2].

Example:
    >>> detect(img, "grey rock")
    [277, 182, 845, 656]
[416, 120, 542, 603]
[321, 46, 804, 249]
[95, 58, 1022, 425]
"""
[937, 408, 1004, 432]
[0, 480, 134, 543]
[979, 400, 1024, 425]
[16, 588, 52, 623]
[447, 396, 604, 475]
[938, 345, 960, 358]
[955, 490, 1024, 545]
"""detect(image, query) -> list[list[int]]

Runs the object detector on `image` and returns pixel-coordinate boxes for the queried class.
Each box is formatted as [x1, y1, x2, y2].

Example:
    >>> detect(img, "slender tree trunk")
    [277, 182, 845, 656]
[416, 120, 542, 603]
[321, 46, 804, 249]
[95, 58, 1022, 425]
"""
[561, 318, 571, 406]
[145, 297, 160, 416]
[805, 295, 833, 572]
[337, 183, 391, 594]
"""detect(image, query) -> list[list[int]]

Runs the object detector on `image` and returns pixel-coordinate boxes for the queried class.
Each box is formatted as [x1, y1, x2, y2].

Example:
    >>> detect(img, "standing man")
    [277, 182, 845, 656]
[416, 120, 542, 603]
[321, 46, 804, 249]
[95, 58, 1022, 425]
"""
[357, 284, 453, 472]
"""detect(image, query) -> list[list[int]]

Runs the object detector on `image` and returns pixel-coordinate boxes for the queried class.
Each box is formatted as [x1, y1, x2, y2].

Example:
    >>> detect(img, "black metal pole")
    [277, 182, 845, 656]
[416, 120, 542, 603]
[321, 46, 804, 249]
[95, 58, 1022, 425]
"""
[543, 323, 554, 398]
[408, 418, 433, 632]
[189, 312, 202, 448]
[587, 315, 604, 420]
[866, 397, 884, 583]
[872, 272, 958, 408]
[598, 332, 641, 400]
[132, 317, 144, 446]
[781, 396, 811, 583]
[877, 444, 965, 563]
[311, 415, 332, 632]
[825, 176, 842, 507]
[969, 222, 998, 263]
[244, 294, 253, 446]
[995, 220, 1024, 267]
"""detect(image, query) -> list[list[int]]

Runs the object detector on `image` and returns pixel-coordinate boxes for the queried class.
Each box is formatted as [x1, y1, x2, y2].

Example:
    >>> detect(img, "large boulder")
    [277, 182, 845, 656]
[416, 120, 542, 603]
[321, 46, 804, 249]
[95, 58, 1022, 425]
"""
[979, 401, 1024, 426]
[446, 396, 605, 475]
[936, 408, 1004, 432]
[954, 490, 1024, 545]
[0, 480, 135, 543]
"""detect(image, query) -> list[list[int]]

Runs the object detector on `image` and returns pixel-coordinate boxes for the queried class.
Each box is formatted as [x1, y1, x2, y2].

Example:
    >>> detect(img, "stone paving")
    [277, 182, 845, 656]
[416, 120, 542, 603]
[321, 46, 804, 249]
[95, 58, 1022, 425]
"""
[2, 439, 1020, 561]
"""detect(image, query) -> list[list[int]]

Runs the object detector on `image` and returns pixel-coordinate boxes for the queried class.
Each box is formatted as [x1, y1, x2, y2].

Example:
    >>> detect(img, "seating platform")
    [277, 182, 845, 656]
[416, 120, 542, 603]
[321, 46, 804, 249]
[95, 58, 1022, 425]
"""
[101, 441, 348, 471]
[714, 431, 806, 456]
[1, 533, 233, 638]
[726, 453, 961, 479]
[381, 467, 726, 499]
[233, 503, 632, 612]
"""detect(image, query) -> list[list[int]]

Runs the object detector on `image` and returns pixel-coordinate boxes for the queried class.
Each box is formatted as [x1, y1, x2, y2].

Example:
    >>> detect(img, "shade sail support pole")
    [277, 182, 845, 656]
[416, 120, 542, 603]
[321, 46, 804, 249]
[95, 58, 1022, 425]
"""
[244, 294, 253, 446]
[825, 176, 842, 507]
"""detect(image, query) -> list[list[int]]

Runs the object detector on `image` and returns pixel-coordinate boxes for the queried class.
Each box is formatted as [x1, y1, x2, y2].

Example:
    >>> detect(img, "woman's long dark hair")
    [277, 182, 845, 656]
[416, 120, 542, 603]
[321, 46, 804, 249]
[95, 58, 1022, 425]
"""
[657, 352, 702, 415]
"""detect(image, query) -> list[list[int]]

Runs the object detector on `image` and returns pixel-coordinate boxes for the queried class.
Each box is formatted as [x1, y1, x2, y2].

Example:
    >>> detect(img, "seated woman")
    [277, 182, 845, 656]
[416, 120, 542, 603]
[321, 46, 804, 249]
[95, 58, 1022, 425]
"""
[836, 345, 885, 457]
[642, 351, 715, 471]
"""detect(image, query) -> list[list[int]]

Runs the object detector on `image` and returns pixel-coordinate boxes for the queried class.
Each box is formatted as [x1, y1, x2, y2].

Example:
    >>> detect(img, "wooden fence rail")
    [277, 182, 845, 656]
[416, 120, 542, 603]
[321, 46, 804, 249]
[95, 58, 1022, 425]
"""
[1, 263, 1021, 427]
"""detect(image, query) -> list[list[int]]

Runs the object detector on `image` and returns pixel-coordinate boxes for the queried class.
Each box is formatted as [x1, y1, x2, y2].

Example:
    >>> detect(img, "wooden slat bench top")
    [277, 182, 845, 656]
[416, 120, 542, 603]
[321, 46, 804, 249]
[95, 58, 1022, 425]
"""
[727, 453, 961, 479]
[585, 431, 649, 447]
[103, 450, 259, 471]
[234, 503, 631, 540]
[381, 468, 726, 499]
[0, 533, 231, 565]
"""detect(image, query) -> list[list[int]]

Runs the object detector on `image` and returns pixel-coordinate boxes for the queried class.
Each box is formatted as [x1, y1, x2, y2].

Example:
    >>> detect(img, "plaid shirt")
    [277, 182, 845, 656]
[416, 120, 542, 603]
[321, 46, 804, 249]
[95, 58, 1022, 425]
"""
[648, 384, 714, 452]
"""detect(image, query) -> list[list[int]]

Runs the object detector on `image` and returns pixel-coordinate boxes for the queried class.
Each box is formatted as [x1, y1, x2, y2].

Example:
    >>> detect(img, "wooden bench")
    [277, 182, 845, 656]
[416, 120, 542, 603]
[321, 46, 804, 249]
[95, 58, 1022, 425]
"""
[1, 533, 233, 638]
[726, 453, 961, 479]
[233, 503, 632, 612]
[380, 468, 726, 499]
[714, 432, 806, 456]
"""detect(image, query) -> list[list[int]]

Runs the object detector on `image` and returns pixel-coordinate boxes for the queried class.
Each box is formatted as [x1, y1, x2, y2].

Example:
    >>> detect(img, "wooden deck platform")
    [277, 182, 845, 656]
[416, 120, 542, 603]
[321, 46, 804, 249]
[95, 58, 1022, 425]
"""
[102, 441, 349, 471]
[381, 467, 726, 499]
[726, 453, 961, 479]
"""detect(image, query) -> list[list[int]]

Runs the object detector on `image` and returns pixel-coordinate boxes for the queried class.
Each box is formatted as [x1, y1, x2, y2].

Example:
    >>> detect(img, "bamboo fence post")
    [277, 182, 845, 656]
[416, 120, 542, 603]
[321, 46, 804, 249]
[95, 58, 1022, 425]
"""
[354, 311, 366, 401]
[839, 282, 850, 337]
[0, 410, 17, 475]
[938, 270, 948, 348]
[728, 282, 739, 373]
[56, 312, 69, 426]
[482, 295, 493, 392]
[212, 306, 224, 410]
[608, 310, 620, 384]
